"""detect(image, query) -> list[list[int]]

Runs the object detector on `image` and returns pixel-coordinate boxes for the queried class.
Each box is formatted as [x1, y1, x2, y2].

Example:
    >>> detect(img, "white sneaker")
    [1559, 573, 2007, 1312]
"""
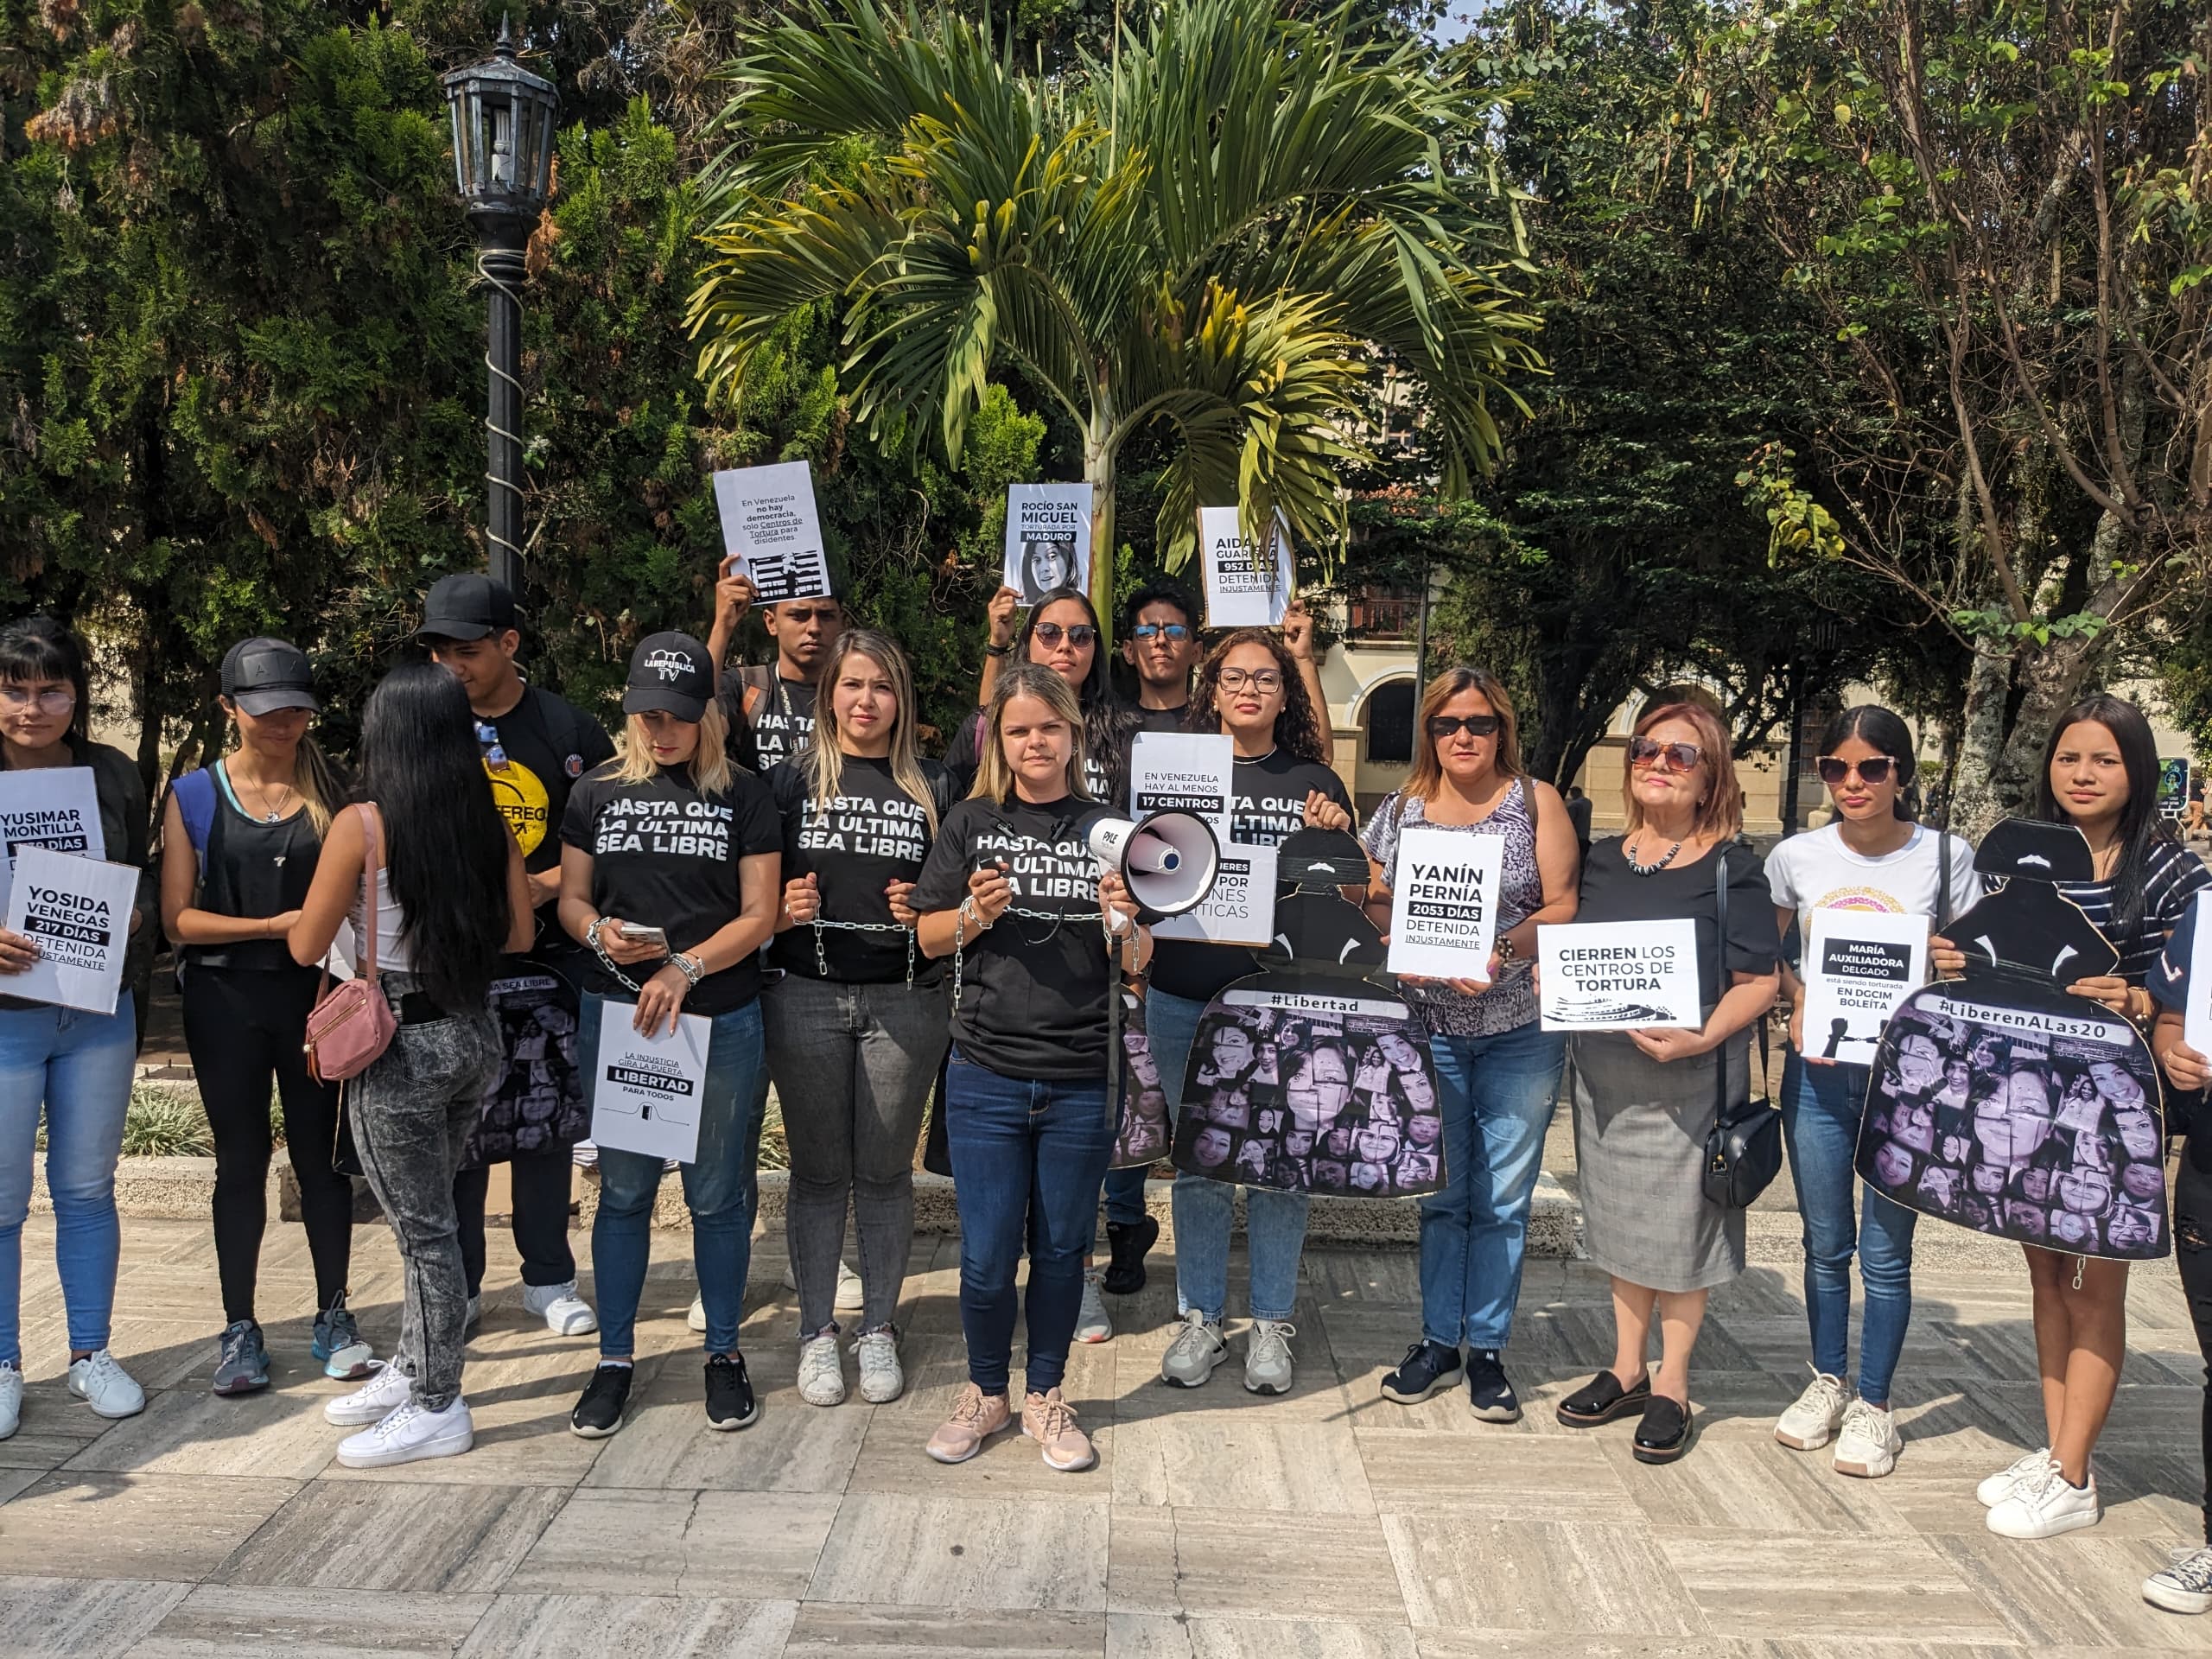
[1977, 1446, 2055, 1507]
[1244, 1320, 1296, 1395]
[324, 1362, 413, 1427]
[1986, 1462, 2101, 1540]
[1160, 1309, 1228, 1388]
[2145, 1544, 2212, 1615]
[687, 1293, 707, 1332]
[0, 1360, 20, 1440]
[464, 1294, 481, 1333]
[522, 1280, 599, 1338]
[1774, 1370, 1850, 1451]
[854, 1330, 903, 1403]
[1074, 1270, 1113, 1344]
[780, 1259, 866, 1313]
[1832, 1397, 1902, 1478]
[66, 1350, 145, 1420]
[335, 1396, 474, 1469]
[798, 1332, 847, 1406]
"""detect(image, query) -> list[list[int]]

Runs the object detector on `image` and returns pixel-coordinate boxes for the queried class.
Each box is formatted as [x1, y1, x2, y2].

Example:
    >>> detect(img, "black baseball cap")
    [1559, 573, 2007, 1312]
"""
[219, 638, 319, 716]
[417, 573, 518, 642]
[623, 632, 715, 721]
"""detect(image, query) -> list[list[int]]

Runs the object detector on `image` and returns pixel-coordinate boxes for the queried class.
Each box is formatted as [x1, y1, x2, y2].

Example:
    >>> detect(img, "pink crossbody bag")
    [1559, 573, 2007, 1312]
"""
[303, 803, 398, 1084]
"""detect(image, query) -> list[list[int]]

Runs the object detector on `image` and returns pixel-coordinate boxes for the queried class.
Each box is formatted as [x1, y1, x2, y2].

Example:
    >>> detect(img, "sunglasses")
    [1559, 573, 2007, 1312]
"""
[1427, 714, 1502, 741]
[1129, 622, 1192, 644]
[1816, 755, 1897, 787]
[1033, 623, 1097, 648]
[1629, 735, 1703, 773]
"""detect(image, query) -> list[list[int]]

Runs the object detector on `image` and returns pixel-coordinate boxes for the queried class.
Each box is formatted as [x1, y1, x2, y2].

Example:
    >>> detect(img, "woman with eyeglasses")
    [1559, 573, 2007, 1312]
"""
[1938, 693, 2208, 1540]
[1555, 702, 1779, 1463]
[0, 617, 156, 1442]
[1150, 630, 1354, 1397]
[1763, 706, 1975, 1479]
[1361, 668, 1579, 1420]
[765, 630, 954, 1408]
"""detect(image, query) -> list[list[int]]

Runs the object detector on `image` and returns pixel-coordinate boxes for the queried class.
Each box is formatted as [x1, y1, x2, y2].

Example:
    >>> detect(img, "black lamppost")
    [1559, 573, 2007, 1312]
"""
[443, 17, 559, 594]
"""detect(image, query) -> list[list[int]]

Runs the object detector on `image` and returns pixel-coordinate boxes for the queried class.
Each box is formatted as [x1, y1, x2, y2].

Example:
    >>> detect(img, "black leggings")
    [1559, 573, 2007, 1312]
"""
[2174, 1147, 2212, 1545]
[182, 967, 353, 1324]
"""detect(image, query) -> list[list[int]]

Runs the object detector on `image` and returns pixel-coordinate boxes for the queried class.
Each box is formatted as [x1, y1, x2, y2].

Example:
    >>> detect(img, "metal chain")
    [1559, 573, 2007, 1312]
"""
[811, 917, 917, 985]
[950, 901, 1125, 1013]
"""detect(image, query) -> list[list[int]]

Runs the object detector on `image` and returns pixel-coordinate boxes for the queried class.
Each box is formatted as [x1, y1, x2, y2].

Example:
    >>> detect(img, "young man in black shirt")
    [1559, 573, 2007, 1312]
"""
[706, 566, 845, 773]
[420, 574, 617, 1338]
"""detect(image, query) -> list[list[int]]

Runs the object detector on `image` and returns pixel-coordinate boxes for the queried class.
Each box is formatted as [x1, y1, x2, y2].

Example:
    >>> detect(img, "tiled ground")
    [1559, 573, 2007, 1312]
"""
[4, 1211, 2212, 1656]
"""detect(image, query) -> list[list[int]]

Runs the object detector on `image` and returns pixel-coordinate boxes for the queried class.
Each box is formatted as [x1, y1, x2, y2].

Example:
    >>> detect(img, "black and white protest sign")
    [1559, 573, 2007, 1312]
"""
[0, 767, 104, 910]
[1538, 919, 1701, 1030]
[1386, 829, 1504, 981]
[1801, 909, 1928, 1061]
[712, 461, 832, 603]
[589, 1003, 711, 1164]
[1131, 733, 1235, 838]
[1196, 505, 1294, 627]
[1153, 844, 1277, 947]
[1004, 483, 1093, 605]
[3, 846, 136, 1014]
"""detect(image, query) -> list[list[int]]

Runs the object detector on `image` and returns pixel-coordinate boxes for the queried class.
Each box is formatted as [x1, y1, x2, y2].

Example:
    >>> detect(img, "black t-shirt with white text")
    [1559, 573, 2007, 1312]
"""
[559, 760, 782, 1014]
[1149, 748, 1355, 1002]
[912, 794, 1113, 1079]
[769, 754, 957, 983]
[719, 672, 817, 775]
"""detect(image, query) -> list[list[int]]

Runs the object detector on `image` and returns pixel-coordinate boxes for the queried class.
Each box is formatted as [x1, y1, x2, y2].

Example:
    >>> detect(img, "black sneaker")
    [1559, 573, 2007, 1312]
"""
[569, 1363, 633, 1439]
[1465, 1349, 1522, 1423]
[1102, 1216, 1160, 1295]
[1380, 1339, 1464, 1404]
[705, 1352, 759, 1431]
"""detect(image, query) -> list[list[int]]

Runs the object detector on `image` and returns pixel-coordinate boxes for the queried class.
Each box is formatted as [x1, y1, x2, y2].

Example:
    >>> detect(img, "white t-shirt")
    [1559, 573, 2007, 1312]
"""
[1764, 821, 1980, 940]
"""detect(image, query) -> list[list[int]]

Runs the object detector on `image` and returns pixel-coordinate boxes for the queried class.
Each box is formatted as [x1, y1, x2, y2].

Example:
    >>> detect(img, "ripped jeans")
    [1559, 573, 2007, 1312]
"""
[2175, 1149, 2212, 1545]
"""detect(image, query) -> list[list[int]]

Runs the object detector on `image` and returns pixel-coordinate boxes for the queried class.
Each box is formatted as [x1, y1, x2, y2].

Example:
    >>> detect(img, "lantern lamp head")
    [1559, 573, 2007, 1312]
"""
[442, 15, 559, 247]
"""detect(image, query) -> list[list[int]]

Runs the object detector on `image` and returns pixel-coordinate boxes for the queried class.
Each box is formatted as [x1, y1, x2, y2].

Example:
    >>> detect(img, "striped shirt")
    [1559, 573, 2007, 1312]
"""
[2044, 838, 2211, 986]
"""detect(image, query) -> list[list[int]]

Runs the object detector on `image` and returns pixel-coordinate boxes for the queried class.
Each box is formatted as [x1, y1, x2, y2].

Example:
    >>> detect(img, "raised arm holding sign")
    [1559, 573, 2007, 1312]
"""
[711, 461, 832, 604]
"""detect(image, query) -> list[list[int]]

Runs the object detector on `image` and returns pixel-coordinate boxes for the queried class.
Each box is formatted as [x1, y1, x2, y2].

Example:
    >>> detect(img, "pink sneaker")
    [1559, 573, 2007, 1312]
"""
[1022, 1387, 1096, 1471]
[925, 1382, 1011, 1464]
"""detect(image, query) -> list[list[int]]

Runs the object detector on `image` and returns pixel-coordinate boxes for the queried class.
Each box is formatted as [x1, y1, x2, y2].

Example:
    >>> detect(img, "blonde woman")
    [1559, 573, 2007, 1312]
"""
[160, 638, 361, 1399]
[765, 630, 955, 1407]
[910, 664, 1147, 1472]
[1555, 702, 1779, 1463]
[556, 633, 783, 1440]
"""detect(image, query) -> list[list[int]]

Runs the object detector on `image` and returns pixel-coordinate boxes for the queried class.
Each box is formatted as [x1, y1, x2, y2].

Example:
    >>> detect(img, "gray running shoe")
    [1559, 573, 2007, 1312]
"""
[213, 1319, 270, 1396]
[1160, 1309, 1227, 1388]
[314, 1293, 374, 1380]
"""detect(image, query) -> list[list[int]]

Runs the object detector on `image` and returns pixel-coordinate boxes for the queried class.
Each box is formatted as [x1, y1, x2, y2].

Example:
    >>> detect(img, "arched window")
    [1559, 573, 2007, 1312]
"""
[1365, 677, 1416, 765]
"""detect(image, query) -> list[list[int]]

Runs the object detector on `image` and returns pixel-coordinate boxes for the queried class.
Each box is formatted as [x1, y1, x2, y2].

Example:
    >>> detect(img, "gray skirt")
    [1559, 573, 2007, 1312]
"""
[1569, 1026, 1748, 1293]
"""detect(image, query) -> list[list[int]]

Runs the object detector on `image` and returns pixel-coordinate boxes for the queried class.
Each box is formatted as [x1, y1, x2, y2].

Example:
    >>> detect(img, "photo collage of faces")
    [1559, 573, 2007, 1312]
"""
[463, 973, 588, 1164]
[1158, 998, 1446, 1197]
[1853, 995, 2169, 1260]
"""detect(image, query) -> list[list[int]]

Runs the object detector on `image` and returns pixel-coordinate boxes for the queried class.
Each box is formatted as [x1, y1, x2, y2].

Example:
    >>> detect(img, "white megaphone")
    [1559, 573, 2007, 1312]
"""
[1086, 810, 1222, 921]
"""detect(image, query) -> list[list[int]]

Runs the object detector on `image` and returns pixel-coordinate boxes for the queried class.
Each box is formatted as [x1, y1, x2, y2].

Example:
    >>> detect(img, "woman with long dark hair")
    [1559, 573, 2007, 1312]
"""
[767, 629, 953, 1408]
[1150, 629, 1355, 1396]
[1362, 666, 1580, 1419]
[0, 616, 156, 1441]
[910, 664, 1147, 1471]
[558, 633, 782, 1440]
[948, 587, 1136, 808]
[1763, 704, 1975, 1478]
[1940, 693, 2209, 1538]
[160, 639, 364, 1398]
[289, 661, 532, 1470]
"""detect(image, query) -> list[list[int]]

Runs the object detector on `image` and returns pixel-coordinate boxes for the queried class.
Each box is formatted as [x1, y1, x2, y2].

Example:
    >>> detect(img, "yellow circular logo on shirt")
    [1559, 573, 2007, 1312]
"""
[485, 760, 551, 854]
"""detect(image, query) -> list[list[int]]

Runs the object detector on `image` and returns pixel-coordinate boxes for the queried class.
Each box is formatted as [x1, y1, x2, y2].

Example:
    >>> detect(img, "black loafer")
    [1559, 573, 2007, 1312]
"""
[1632, 1394, 1694, 1463]
[1556, 1369, 1650, 1427]
[1102, 1216, 1160, 1295]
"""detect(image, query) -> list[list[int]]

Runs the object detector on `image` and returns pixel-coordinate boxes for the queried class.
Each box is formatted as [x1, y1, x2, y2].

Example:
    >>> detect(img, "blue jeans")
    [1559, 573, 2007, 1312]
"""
[1781, 1052, 1916, 1405]
[0, 994, 139, 1368]
[944, 1048, 1115, 1395]
[1147, 988, 1310, 1323]
[1420, 1019, 1566, 1351]
[583, 994, 766, 1359]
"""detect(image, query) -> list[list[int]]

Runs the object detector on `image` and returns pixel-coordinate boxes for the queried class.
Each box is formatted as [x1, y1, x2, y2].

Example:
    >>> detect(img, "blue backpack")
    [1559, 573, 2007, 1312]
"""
[171, 766, 219, 875]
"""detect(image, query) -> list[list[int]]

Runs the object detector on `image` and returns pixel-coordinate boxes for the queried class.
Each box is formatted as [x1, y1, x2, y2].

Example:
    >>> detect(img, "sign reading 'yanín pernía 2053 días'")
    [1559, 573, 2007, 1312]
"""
[1385, 830, 1504, 982]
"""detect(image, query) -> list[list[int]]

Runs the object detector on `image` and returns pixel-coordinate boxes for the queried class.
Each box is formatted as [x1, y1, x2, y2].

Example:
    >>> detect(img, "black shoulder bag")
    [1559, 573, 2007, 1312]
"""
[1702, 844, 1783, 1207]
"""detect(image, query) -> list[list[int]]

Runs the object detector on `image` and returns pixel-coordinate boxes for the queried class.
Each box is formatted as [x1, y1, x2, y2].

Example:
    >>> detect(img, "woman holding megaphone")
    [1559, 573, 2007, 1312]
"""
[910, 664, 1148, 1473]
[764, 631, 955, 1410]
[1151, 630, 1354, 1397]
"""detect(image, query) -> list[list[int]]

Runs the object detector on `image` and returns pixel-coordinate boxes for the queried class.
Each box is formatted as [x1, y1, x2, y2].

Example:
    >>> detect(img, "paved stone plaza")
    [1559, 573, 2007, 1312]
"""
[3, 1211, 2212, 1656]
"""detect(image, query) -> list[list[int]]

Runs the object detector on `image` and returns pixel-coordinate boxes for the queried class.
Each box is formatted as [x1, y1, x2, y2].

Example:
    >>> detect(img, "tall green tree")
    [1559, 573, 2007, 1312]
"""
[688, 0, 1542, 636]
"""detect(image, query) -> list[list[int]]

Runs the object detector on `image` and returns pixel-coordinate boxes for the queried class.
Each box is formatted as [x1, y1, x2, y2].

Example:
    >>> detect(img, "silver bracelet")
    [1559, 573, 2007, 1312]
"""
[671, 951, 706, 989]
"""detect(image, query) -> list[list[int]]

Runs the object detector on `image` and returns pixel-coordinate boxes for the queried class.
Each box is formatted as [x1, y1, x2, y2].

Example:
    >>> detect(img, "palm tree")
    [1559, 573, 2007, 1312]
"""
[689, 0, 1541, 631]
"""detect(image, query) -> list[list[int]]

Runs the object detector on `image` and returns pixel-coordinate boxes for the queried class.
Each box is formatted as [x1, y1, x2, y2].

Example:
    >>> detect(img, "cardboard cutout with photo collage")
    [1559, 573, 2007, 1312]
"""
[1125, 826, 1444, 1198]
[1852, 819, 2170, 1261]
